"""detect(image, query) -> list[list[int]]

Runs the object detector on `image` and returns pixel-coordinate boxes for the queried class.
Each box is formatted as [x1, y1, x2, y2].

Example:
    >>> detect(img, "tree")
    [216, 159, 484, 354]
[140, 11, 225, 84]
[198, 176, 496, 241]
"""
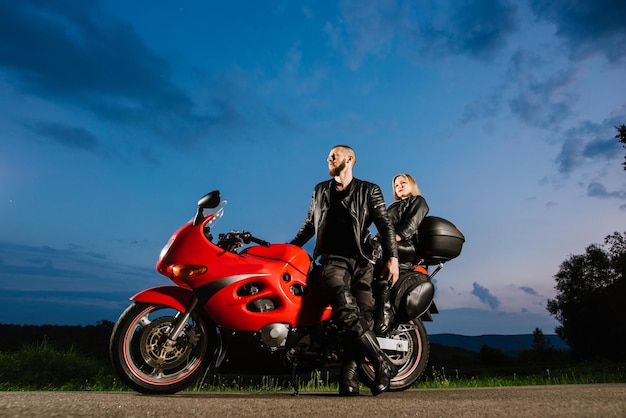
[518, 327, 567, 364]
[478, 344, 509, 365]
[531, 327, 552, 352]
[547, 232, 626, 360]
[617, 124, 626, 171]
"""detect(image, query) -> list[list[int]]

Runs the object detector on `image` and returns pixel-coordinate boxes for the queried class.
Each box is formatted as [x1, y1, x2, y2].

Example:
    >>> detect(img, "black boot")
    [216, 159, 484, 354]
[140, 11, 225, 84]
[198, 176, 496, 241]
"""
[373, 280, 394, 335]
[405, 281, 434, 321]
[339, 357, 360, 396]
[357, 331, 397, 396]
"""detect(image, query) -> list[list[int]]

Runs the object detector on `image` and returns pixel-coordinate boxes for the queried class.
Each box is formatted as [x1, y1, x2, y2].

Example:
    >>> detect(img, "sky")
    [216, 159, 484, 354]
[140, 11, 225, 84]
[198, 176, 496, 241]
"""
[0, 0, 624, 336]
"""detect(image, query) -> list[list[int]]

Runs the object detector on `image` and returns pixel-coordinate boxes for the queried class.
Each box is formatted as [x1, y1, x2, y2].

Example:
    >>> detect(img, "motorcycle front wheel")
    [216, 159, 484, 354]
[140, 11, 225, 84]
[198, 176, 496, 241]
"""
[109, 302, 211, 394]
[359, 319, 429, 391]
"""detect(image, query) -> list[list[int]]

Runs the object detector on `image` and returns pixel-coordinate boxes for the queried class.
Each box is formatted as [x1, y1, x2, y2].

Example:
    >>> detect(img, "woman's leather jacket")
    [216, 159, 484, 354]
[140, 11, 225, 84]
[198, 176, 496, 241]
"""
[387, 195, 429, 263]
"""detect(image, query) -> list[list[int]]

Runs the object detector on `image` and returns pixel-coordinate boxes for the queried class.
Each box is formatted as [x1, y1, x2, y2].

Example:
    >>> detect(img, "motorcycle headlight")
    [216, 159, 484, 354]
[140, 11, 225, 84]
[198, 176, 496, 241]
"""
[172, 264, 207, 279]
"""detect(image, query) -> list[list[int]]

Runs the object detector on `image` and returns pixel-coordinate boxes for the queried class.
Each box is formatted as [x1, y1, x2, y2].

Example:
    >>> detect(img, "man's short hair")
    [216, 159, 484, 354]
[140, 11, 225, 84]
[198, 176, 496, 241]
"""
[332, 144, 356, 165]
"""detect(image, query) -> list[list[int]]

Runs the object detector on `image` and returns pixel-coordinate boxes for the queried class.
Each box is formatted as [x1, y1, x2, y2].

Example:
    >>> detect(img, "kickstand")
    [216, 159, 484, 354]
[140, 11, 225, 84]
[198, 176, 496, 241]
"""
[290, 360, 300, 396]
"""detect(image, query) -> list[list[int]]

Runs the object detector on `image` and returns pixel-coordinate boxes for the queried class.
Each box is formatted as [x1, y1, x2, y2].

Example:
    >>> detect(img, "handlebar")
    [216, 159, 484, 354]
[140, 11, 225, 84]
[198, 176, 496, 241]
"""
[218, 231, 271, 252]
[241, 231, 271, 247]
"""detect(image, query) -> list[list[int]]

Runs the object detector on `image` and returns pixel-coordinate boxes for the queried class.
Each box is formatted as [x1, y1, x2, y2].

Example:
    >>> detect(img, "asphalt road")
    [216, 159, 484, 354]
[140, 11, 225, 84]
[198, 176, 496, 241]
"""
[0, 384, 624, 417]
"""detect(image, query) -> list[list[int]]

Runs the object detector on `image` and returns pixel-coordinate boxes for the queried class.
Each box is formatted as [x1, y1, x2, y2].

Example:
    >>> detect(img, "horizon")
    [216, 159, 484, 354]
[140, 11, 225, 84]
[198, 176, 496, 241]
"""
[0, 319, 567, 340]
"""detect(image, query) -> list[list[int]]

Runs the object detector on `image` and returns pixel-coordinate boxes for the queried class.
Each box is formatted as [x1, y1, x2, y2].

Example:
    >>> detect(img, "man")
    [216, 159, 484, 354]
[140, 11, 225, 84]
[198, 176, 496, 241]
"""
[291, 145, 399, 396]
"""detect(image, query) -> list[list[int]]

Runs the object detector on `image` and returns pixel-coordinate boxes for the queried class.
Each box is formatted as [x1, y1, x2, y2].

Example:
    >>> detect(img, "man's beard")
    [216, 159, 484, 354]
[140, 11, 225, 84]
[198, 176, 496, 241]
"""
[329, 160, 346, 177]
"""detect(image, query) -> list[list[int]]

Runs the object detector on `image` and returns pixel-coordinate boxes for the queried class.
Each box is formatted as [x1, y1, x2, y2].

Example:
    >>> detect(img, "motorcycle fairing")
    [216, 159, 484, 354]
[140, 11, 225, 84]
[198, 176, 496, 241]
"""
[157, 218, 332, 331]
[130, 285, 194, 312]
[241, 244, 311, 277]
[195, 256, 332, 331]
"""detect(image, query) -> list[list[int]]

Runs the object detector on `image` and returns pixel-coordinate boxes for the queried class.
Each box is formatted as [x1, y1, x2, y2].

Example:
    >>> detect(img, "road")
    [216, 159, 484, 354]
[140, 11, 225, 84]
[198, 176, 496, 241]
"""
[0, 384, 624, 417]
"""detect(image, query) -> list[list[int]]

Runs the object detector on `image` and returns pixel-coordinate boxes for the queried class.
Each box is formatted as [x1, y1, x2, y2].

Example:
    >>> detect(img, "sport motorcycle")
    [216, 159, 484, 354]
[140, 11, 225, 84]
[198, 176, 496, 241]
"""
[109, 190, 465, 394]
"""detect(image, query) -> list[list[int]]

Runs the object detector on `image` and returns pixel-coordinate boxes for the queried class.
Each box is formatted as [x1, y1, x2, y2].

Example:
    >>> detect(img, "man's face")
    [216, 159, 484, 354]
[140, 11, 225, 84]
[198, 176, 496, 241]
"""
[327, 148, 347, 177]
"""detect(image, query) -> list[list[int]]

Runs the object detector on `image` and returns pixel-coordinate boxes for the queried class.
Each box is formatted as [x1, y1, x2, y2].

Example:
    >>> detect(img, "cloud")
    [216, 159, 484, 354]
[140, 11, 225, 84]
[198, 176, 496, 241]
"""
[29, 121, 100, 151]
[22, 120, 127, 160]
[583, 138, 623, 160]
[461, 91, 503, 123]
[329, 0, 520, 69]
[471, 282, 500, 309]
[587, 182, 626, 200]
[421, 0, 519, 59]
[530, 0, 626, 62]
[519, 286, 540, 297]
[506, 49, 577, 128]
[0, 0, 238, 147]
[556, 138, 585, 174]
[0, 241, 159, 293]
[555, 119, 624, 174]
[325, 0, 403, 70]
[462, 45, 580, 128]
[0, 239, 166, 325]
[0, 1, 189, 107]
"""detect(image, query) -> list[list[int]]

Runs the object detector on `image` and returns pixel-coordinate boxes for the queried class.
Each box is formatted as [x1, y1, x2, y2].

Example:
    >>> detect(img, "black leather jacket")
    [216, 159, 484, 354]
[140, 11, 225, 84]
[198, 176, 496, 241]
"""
[291, 178, 398, 263]
[386, 195, 429, 263]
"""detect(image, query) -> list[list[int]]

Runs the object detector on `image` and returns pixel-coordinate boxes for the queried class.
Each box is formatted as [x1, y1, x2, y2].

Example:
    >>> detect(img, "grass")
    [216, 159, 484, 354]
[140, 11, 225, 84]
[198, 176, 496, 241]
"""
[0, 342, 624, 392]
[0, 341, 125, 391]
[194, 370, 340, 392]
[415, 363, 626, 388]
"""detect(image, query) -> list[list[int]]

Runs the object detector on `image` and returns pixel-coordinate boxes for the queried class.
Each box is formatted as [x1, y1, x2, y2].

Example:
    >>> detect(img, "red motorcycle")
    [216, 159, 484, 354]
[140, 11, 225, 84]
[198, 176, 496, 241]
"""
[109, 190, 464, 394]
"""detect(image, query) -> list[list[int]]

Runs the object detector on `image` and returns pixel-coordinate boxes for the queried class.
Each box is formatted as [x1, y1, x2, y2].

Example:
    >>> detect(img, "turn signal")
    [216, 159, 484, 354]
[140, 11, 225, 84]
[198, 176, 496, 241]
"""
[172, 264, 207, 279]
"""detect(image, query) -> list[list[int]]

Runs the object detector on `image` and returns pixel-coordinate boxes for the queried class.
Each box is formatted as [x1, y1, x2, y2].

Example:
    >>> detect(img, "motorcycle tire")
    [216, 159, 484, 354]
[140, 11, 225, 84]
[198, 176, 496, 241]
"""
[359, 319, 429, 392]
[109, 302, 211, 394]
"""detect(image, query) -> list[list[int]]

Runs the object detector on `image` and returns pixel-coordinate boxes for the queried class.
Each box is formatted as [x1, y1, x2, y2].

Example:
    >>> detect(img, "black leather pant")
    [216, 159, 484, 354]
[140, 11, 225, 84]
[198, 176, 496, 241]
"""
[319, 255, 374, 340]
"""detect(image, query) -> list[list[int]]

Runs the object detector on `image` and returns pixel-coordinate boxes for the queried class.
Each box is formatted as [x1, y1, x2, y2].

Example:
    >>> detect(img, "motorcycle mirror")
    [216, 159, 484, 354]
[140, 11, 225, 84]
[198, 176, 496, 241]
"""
[198, 190, 221, 209]
[193, 190, 221, 226]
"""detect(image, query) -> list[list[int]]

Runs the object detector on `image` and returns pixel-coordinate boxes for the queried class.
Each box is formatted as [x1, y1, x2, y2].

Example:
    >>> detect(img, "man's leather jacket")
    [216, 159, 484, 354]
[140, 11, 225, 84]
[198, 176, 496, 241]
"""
[291, 178, 398, 263]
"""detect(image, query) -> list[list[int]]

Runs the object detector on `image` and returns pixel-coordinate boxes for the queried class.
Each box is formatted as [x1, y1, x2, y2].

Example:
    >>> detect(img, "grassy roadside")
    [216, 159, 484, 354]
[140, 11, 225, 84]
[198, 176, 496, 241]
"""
[0, 341, 126, 391]
[415, 363, 626, 388]
[1, 342, 624, 392]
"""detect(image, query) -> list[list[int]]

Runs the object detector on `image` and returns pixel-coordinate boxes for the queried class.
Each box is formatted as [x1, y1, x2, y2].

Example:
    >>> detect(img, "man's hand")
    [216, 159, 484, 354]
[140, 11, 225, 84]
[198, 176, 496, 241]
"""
[382, 257, 399, 287]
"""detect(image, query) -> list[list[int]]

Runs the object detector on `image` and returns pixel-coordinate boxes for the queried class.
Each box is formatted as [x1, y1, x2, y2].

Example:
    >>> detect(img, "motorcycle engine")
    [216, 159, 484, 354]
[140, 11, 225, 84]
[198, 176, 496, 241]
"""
[259, 323, 290, 350]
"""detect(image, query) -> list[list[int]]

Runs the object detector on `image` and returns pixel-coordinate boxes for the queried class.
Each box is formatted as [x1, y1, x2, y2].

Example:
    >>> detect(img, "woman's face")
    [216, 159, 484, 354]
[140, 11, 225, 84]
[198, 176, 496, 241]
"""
[394, 176, 412, 199]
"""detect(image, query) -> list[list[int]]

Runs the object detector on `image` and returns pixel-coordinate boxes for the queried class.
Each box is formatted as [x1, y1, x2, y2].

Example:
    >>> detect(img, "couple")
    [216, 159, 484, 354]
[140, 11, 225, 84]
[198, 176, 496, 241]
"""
[290, 145, 431, 396]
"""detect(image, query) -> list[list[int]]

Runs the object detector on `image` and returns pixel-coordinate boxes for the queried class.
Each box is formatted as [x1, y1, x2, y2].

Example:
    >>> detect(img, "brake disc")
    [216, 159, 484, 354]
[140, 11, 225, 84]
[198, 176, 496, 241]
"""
[138, 316, 193, 370]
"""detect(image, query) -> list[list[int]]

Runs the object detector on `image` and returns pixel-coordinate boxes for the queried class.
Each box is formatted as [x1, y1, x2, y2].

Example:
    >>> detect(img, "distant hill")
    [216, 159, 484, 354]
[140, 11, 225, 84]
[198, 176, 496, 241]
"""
[429, 333, 569, 354]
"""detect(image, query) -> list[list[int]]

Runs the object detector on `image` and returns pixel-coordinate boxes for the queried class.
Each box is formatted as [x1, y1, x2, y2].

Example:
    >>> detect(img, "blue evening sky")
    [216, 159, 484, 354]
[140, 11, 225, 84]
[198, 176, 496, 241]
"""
[1, 0, 624, 335]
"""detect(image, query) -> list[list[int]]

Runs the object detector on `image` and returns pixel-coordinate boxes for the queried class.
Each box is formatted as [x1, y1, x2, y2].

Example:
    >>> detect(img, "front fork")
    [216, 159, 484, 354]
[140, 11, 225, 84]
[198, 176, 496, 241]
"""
[162, 294, 225, 389]
[163, 296, 199, 348]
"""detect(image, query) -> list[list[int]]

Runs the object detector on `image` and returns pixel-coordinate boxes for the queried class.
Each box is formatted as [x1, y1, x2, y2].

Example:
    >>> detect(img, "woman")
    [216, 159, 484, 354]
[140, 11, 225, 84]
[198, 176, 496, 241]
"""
[373, 174, 433, 335]
[387, 174, 429, 264]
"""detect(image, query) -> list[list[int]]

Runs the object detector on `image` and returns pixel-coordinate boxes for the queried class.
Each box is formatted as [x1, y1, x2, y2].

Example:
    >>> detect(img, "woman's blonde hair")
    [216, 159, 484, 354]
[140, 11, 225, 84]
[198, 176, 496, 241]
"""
[392, 174, 421, 200]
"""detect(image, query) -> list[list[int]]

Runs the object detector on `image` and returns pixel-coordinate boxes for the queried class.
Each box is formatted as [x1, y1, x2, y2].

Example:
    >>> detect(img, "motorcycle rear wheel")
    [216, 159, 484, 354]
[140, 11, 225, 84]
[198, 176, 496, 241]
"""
[359, 319, 429, 392]
[109, 302, 210, 394]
